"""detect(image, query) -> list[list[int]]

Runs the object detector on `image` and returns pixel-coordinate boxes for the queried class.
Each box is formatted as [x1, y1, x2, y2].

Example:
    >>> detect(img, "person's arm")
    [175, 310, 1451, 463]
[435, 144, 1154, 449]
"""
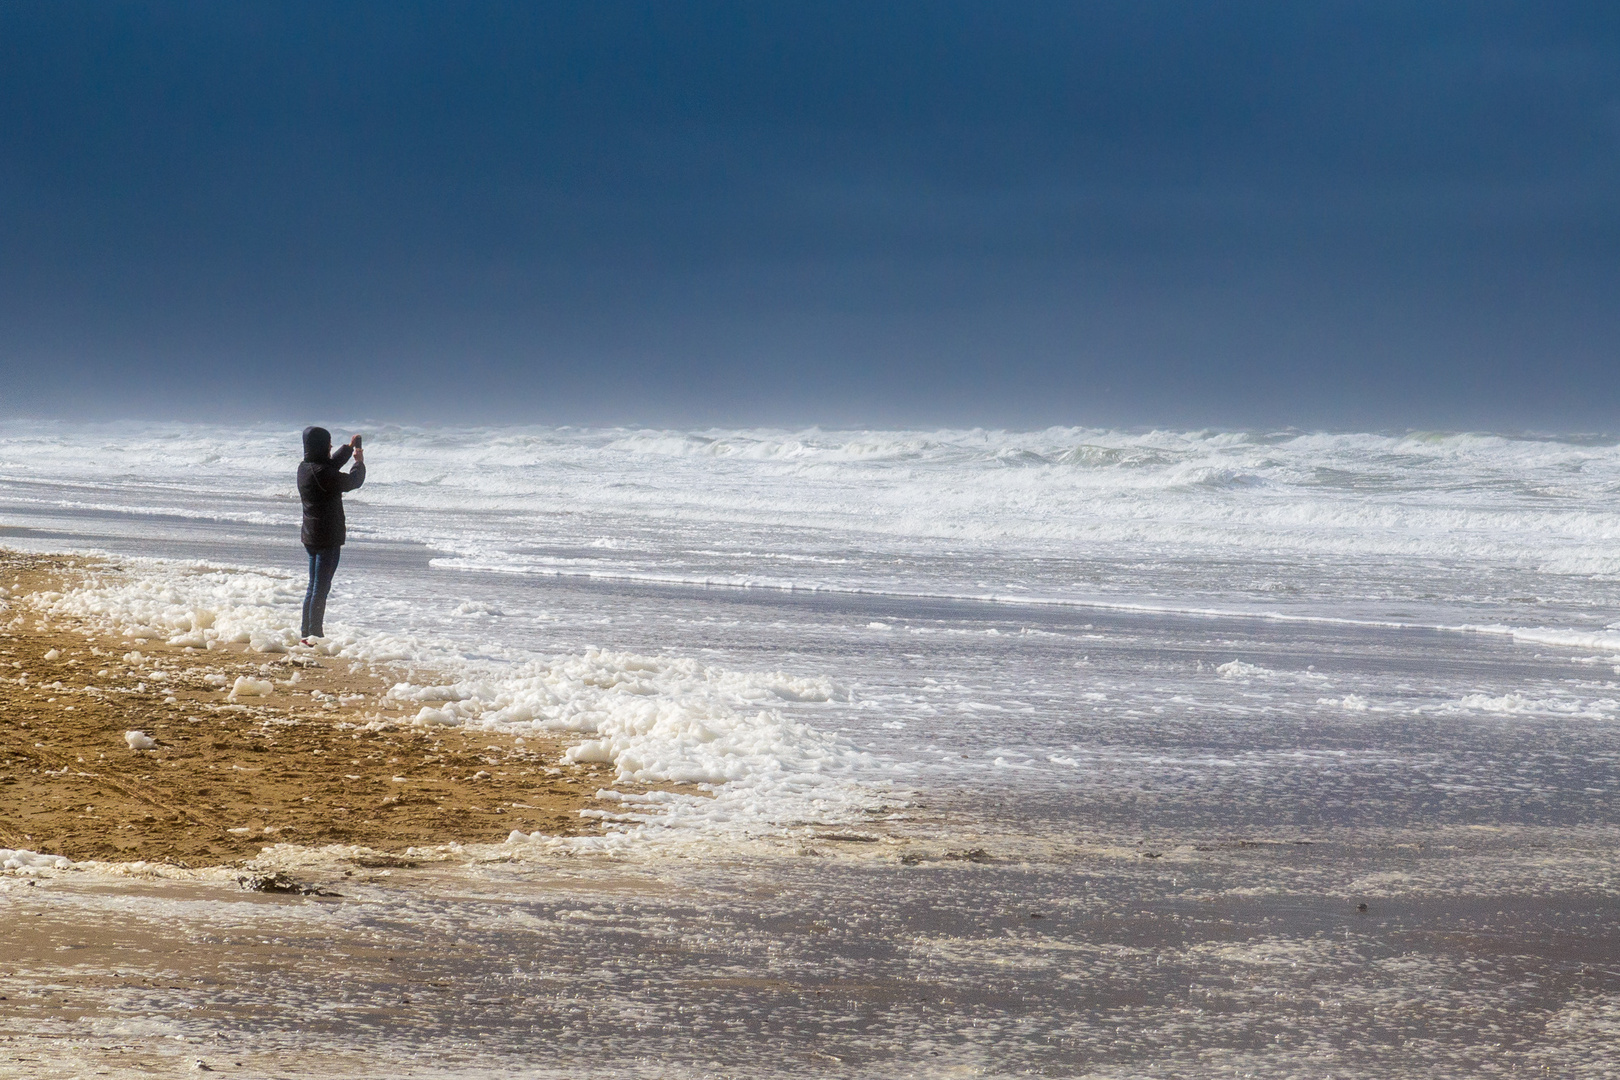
[339, 459, 365, 491]
[338, 439, 365, 491]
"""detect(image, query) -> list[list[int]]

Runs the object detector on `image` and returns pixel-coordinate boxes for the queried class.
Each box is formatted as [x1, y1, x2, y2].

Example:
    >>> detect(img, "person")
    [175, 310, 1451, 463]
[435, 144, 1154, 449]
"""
[297, 426, 365, 643]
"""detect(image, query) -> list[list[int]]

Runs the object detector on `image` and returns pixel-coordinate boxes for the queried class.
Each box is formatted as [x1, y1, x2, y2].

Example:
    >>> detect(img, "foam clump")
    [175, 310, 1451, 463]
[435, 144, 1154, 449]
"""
[0, 848, 70, 871]
[387, 649, 856, 786]
[34, 559, 426, 666]
[30, 560, 314, 658]
[383, 648, 882, 840]
[125, 730, 157, 750]
[229, 676, 274, 699]
[1216, 660, 1274, 678]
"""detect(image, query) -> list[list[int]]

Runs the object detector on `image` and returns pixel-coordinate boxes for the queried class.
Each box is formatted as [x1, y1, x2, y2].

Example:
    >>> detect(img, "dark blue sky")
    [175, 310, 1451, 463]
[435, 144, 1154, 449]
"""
[2, 2, 1617, 428]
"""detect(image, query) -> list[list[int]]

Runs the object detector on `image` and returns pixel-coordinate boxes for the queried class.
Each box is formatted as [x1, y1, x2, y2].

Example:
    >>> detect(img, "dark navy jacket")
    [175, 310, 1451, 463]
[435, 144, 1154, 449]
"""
[297, 426, 365, 550]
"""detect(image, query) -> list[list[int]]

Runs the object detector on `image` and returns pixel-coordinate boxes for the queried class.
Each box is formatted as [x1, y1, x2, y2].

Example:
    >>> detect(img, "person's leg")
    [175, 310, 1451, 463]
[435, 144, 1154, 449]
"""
[301, 548, 320, 639]
[306, 546, 342, 638]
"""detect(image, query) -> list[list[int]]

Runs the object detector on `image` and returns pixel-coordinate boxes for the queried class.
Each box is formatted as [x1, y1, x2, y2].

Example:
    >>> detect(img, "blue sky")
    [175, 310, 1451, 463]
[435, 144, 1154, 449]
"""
[2, 2, 1617, 428]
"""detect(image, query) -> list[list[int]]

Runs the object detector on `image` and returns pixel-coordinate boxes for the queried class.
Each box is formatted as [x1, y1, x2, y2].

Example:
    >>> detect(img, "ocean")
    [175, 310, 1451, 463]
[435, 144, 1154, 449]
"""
[3, 421, 1619, 1077]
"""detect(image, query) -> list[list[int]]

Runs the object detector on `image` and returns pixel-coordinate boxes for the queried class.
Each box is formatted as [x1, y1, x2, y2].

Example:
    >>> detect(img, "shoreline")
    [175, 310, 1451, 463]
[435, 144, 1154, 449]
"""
[0, 549, 629, 867]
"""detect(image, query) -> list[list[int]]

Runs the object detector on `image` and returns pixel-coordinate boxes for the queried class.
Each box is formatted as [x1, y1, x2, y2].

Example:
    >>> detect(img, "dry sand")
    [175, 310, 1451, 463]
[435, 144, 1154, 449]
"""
[0, 550, 631, 867]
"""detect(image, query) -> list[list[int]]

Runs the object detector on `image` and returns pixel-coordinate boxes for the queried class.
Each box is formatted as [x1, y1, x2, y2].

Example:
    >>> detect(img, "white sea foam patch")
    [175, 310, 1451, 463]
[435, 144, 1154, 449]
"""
[30, 558, 306, 655]
[1432, 692, 1620, 720]
[28, 557, 426, 661]
[1215, 660, 1274, 679]
[388, 651, 884, 845]
[1, 848, 71, 872]
[27, 557, 885, 845]
[1477, 624, 1620, 654]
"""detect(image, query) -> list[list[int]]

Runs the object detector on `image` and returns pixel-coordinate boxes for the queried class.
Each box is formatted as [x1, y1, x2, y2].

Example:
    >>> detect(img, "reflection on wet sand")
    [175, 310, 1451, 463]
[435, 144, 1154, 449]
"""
[6, 828, 1619, 1078]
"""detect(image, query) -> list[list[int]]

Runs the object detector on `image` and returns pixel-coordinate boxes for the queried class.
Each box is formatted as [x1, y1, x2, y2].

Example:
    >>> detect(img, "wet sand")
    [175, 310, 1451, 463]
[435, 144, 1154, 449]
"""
[0, 551, 619, 865]
[5, 831, 1620, 1079]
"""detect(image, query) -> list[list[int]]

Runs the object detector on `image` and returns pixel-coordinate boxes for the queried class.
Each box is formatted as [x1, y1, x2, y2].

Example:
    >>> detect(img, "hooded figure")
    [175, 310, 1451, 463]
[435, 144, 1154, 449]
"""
[296, 425, 365, 639]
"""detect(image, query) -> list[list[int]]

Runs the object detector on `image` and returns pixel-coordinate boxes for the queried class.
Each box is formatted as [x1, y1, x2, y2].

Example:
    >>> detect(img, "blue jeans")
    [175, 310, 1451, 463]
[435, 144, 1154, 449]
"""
[301, 546, 342, 639]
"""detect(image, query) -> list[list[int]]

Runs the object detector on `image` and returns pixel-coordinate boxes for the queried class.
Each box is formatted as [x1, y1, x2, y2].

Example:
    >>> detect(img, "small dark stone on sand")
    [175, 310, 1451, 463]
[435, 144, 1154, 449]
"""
[1357, 902, 1369, 912]
[351, 854, 419, 869]
[236, 871, 339, 896]
[944, 848, 992, 863]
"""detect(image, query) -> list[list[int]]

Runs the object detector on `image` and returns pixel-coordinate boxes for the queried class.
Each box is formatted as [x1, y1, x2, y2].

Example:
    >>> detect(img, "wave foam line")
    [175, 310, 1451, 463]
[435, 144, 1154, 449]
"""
[430, 557, 1620, 654]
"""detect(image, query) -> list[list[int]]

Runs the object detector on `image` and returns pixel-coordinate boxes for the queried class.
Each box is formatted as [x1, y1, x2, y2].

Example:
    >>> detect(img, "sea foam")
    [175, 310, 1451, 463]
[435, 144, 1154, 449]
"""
[25, 557, 884, 847]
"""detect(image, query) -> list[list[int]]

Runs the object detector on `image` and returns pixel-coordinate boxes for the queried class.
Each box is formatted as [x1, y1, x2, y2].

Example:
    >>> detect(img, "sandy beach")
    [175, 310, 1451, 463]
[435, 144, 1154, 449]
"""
[0, 550, 620, 868]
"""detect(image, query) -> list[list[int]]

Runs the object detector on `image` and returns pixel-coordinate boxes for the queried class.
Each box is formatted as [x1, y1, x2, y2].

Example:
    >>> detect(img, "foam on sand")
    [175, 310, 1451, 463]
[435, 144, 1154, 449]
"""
[25, 555, 888, 848]
[0, 848, 70, 871]
[385, 650, 878, 849]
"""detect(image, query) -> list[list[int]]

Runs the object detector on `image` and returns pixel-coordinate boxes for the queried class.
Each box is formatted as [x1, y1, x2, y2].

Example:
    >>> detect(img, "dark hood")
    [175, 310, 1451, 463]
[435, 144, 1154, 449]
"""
[302, 426, 332, 463]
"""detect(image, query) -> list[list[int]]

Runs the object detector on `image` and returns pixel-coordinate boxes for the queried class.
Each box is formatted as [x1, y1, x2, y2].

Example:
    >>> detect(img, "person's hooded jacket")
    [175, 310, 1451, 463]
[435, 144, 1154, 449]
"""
[297, 426, 365, 550]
